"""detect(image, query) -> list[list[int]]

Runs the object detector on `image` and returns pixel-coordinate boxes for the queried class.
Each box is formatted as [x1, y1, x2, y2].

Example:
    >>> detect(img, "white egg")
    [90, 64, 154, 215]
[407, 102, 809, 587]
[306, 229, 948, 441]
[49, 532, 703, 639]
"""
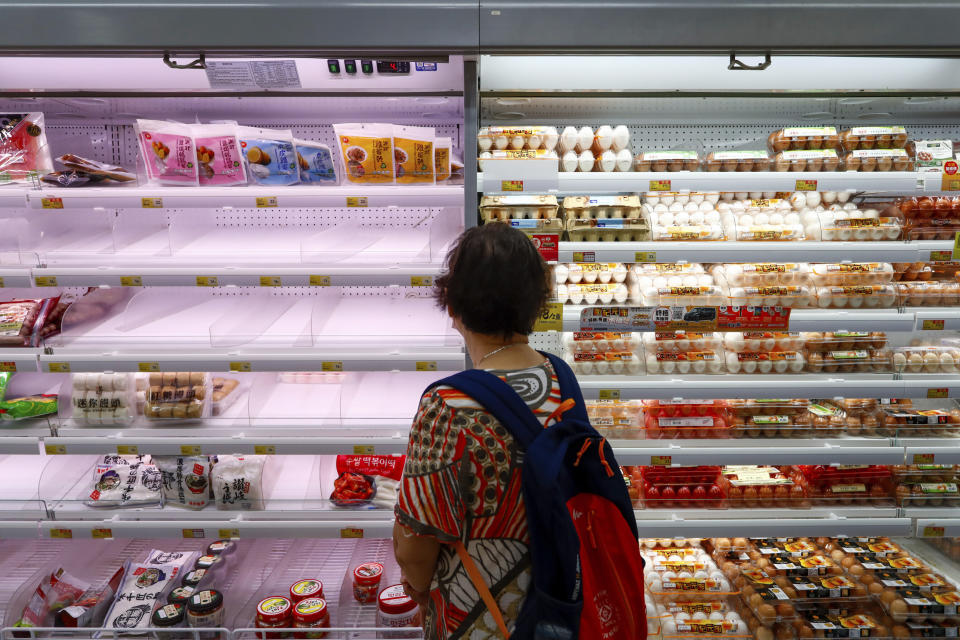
[689, 192, 705, 204]
[698, 201, 713, 213]
[705, 191, 720, 204]
[725, 353, 741, 373]
[692, 612, 708, 621]
[805, 191, 821, 207]
[690, 212, 706, 225]
[709, 612, 724, 621]
[784, 212, 800, 226]
[717, 202, 731, 213]
[659, 212, 675, 227]
[754, 212, 770, 225]
[731, 200, 745, 211]
[704, 211, 720, 225]
[669, 202, 684, 213]
[582, 267, 598, 284]
[577, 150, 594, 172]
[735, 192, 748, 200]
[684, 202, 699, 214]
[741, 359, 757, 374]
[567, 263, 583, 283]
[675, 212, 690, 225]
[769, 213, 784, 226]
[837, 189, 853, 203]
[660, 193, 675, 206]
[789, 192, 807, 210]
[757, 359, 773, 374]
[843, 202, 858, 211]
[739, 214, 754, 228]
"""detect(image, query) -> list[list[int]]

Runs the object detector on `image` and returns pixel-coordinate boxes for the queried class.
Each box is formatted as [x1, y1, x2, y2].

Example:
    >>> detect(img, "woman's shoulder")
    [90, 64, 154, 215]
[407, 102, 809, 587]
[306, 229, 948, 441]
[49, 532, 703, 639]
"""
[418, 360, 557, 414]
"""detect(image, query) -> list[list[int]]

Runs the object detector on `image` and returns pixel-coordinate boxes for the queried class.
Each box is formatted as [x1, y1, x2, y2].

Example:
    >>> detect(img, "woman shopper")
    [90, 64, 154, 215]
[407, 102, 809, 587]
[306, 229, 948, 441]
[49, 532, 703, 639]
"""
[393, 222, 643, 639]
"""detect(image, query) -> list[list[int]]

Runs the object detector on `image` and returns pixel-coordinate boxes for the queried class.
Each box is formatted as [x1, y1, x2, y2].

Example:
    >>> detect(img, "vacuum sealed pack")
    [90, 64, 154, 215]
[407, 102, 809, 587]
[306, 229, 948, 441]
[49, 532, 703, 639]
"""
[333, 122, 394, 184]
[136, 119, 198, 185]
[294, 139, 338, 184]
[392, 125, 435, 184]
[0, 113, 53, 185]
[238, 126, 299, 186]
[192, 123, 247, 186]
[103, 559, 181, 631]
[434, 136, 452, 181]
[212, 454, 267, 510]
[0, 298, 56, 347]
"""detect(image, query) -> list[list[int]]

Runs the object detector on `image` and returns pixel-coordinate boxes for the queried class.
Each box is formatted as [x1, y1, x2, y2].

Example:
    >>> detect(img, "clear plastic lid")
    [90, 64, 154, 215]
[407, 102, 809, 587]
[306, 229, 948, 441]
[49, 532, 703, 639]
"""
[805, 349, 891, 373]
[817, 212, 903, 242]
[802, 331, 887, 352]
[814, 285, 898, 308]
[556, 262, 628, 285]
[723, 350, 806, 374]
[768, 127, 841, 151]
[586, 399, 642, 439]
[649, 224, 726, 241]
[808, 263, 894, 286]
[897, 281, 960, 306]
[727, 285, 813, 307]
[645, 349, 726, 375]
[563, 331, 639, 353]
[643, 331, 723, 352]
[561, 195, 642, 219]
[840, 148, 914, 171]
[558, 282, 632, 305]
[892, 346, 960, 373]
[639, 285, 725, 306]
[720, 466, 810, 509]
[633, 150, 701, 172]
[839, 126, 908, 149]
[703, 150, 772, 172]
[772, 149, 841, 172]
[711, 263, 808, 287]
[722, 332, 804, 352]
[631, 263, 706, 276]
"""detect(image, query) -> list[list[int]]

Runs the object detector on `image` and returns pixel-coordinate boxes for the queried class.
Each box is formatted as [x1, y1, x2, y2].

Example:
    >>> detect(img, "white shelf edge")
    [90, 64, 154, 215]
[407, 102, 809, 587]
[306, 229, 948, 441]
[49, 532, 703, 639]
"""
[633, 508, 910, 537]
[612, 439, 904, 466]
[0, 437, 42, 455]
[903, 444, 960, 464]
[578, 375, 907, 399]
[38, 517, 395, 540]
[916, 517, 960, 537]
[0, 349, 41, 373]
[0, 268, 33, 288]
[44, 435, 410, 456]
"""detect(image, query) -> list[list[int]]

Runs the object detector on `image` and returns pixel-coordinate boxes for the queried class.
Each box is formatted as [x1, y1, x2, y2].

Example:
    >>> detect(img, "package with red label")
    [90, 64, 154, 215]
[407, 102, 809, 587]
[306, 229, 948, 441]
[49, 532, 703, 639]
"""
[154, 456, 212, 510]
[136, 119, 198, 185]
[329, 454, 405, 509]
[796, 464, 894, 506]
[642, 400, 730, 439]
[0, 298, 56, 347]
[191, 123, 247, 186]
[0, 113, 54, 185]
[639, 466, 726, 509]
[14, 568, 89, 628]
[721, 466, 810, 508]
[84, 455, 162, 508]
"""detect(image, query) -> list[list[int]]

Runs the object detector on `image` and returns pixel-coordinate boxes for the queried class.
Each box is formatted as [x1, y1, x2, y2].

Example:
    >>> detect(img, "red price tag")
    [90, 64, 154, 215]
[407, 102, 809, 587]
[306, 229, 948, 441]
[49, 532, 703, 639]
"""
[531, 233, 559, 262]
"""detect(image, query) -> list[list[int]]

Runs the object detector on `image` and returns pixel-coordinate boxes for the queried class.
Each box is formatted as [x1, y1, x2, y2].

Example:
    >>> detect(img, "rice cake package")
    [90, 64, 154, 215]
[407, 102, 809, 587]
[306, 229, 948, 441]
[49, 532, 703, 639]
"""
[155, 456, 211, 510]
[136, 119, 198, 185]
[294, 139, 338, 184]
[212, 454, 267, 510]
[0, 113, 54, 185]
[238, 127, 299, 186]
[328, 454, 405, 509]
[333, 122, 394, 184]
[85, 455, 163, 508]
[192, 123, 247, 186]
[434, 136, 452, 181]
[393, 125, 435, 184]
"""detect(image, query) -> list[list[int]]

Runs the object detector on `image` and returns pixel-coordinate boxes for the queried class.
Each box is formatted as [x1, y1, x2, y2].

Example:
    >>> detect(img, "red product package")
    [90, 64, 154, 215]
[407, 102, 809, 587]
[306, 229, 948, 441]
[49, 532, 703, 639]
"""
[0, 298, 56, 347]
[329, 455, 405, 509]
[0, 113, 54, 185]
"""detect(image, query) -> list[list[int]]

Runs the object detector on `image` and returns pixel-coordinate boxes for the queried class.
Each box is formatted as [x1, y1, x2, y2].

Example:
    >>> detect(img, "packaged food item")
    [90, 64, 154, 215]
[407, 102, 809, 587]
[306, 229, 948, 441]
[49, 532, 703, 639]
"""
[721, 466, 810, 508]
[897, 280, 960, 306]
[434, 136, 452, 181]
[58, 567, 124, 628]
[333, 122, 394, 184]
[377, 585, 420, 637]
[136, 119, 198, 186]
[0, 113, 54, 185]
[181, 569, 211, 591]
[840, 126, 909, 150]
[813, 285, 898, 308]
[768, 127, 841, 151]
[329, 454, 404, 509]
[586, 400, 642, 439]
[703, 150, 771, 172]
[211, 454, 267, 510]
[812, 208, 903, 241]
[891, 346, 960, 373]
[0, 392, 57, 421]
[155, 456, 211, 510]
[562, 195, 642, 220]
[207, 540, 236, 557]
[633, 150, 700, 172]
[880, 405, 960, 437]
[45, 153, 136, 186]
[70, 372, 133, 426]
[151, 603, 187, 632]
[144, 371, 208, 422]
[723, 332, 805, 352]
[560, 331, 643, 376]
[191, 123, 247, 186]
[211, 376, 241, 416]
[794, 610, 894, 640]
[892, 464, 960, 506]
[15, 568, 90, 628]
[805, 348, 890, 373]
[353, 562, 384, 603]
[555, 262, 629, 285]
[104, 558, 184, 631]
[723, 350, 806, 375]
[256, 596, 293, 636]
[565, 217, 650, 242]
[293, 139, 337, 185]
[480, 194, 558, 221]
[479, 126, 560, 151]
[392, 125, 434, 184]
[85, 455, 163, 508]
[238, 127, 299, 186]
[908, 139, 954, 172]
[840, 148, 914, 171]
[638, 466, 726, 509]
[169, 586, 196, 607]
[808, 263, 894, 286]
[772, 149, 840, 172]
[727, 285, 813, 307]
[725, 399, 812, 438]
[290, 579, 324, 604]
[899, 196, 960, 240]
[641, 399, 730, 438]
[0, 298, 54, 347]
[796, 465, 894, 506]
[803, 331, 886, 351]
[291, 597, 330, 638]
[186, 589, 224, 637]
[852, 553, 930, 574]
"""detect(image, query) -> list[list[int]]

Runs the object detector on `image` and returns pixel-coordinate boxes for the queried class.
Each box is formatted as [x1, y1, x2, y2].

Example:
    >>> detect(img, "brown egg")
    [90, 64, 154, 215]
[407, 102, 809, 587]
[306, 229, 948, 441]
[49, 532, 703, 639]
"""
[892, 625, 910, 639]
[869, 582, 885, 596]
[851, 584, 867, 598]
[840, 556, 857, 569]
[830, 549, 846, 563]
[775, 603, 794, 618]
[889, 599, 908, 621]
[880, 590, 899, 606]
[783, 586, 798, 599]
[756, 627, 774, 640]
[859, 573, 875, 586]
[758, 604, 777, 622]
[848, 564, 865, 578]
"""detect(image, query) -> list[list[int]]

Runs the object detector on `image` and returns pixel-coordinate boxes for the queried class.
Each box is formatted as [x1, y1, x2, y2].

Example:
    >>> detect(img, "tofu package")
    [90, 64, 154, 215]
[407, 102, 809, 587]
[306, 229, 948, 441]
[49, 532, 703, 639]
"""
[392, 125, 435, 184]
[333, 122, 395, 184]
[135, 119, 198, 186]
[211, 454, 267, 510]
[294, 139, 338, 184]
[192, 123, 247, 186]
[85, 455, 163, 508]
[155, 455, 212, 510]
[238, 126, 299, 186]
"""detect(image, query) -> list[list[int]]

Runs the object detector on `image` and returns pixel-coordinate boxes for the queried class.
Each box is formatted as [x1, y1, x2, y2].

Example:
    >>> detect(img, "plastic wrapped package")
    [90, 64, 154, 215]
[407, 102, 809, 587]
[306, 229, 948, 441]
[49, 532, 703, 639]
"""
[644, 331, 723, 353]
[802, 331, 887, 352]
[480, 194, 558, 221]
[644, 191, 721, 206]
[561, 331, 644, 375]
[333, 123, 394, 184]
[726, 399, 813, 438]
[703, 151, 772, 172]
[103, 550, 195, 632]
[808, 263, 895, 286]
[294, 139, 338, 185]
[554, 262, 628, 285]
[892, 464, 960, 507]
[143, 372, 209, 422]
[732, 222, 805, 242]
[641, 400, 731, 438]
[772, 149, 841, 172]
[192, 123, 247, 186]
[891, 346, 960, 373]
[481, 148, 561, 172]
[630, 262, 711, 283]
[897, 281, 960, 306]
[561, 195, 642, 220]
[727, 285, 813, 308]
[768, 127, 841, 151]
[840, 148, 914, 171]
[85, 455, 163, 508]
[723, 332, 805, 353]
[805, 348, 890, 373]
[638, 466, 727, 510]
[898, 196, 960, 240]
[840, 126, 909, 150]
[69, 372, 135, 426]
[908, 138, 953, 172]
[723, 350, 806, 375]
[565, 218, 650, 242]
[644, 204, 726, 241]
[554, 282, 632, 305]
[0, 298, 55, 347]
[814, 285, 898, 308]
[640, 546, 735, 602]
[477, 126, 560, 151]
[585, 400, 642, 439]
[646, 349, 726, 375]
[211, 454, 267, 510]
[711, 263, 809, 287]
[720, 466, 811, 509]
[656, 609, 751, 640]
[638, 284, 725, 306]
[0, 113, 54, 185]
[328, 454, 405, 509]
[211, 376, 243, 416]
[796, 464, 895, 506]
[392, 125, 435, 184]
[879, 405, 960, 438]
[891, 262, 931, 282]
[633, 150, 701, 172]
[812, 209, 903, 241]
[136, 119, 198, 186]
[238, 126, 300, 186]
[154, 456, 212, 510]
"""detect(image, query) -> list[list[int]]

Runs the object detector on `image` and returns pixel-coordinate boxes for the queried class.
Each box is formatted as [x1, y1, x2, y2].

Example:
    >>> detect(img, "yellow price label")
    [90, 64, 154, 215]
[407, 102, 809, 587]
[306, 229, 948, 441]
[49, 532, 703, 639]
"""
[47, 362, 71, 373]
[353, 445, 375, 455]
[572, 252, 595, 263]
[141, 197, 164, 208]
[913, 453, 936, 464]
[44, 443, 67, 455]
[218, 528, 240, 539]
[196, 276, 219, 287]
[0, 277, 4, 287]
[953, 232, 960, 261]
[922, 320, 945, 331]
[346, 196, 369, 208]
[116, 444, 139, 455]
[0, 362, 16, 372]
[416, 361, 438, 372]
[35, 275, 58, 287]
[649, 180, 671, 191]
[91, 528, 113, 539]
[310, 275, 331, 286]
[533, 302, 563, 332]
[120, 276, 143, 287]
[411, 276, 433, 287]
[254, 444, 276, 455]
[259, 276, 282, 287]
[795, 179, 818, 191]
[255, 196, 278, 207]
[501, 180, 524, 192]
[928, 388, 950, 399]
[181, 445, 202, 456]
[651, 455, 673, 466]
[182, 529, 205, 539]
[942, 164, 960, 191]
[229, 361, 252, 372]
[340, 527, 364, 539]
[931, 250, 952, 262]
[41, 197, 64, 209]
[49, 528, 73, 539]
[635, 251, 657, 263]
[138, 362, 160, 372]
[598, 389, 621, 400]
[321, 361, 343, 372]
[923, 526, 945, 538]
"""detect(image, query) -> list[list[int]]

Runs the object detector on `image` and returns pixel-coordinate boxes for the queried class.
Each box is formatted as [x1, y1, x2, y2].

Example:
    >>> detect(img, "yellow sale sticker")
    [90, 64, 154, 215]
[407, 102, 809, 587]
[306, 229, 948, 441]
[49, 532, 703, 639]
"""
[927, 388, 949, 399]
[41, 197, 64, 209]
[182, 529, 205, 539]
[411, 276, 433, 287]
[310, 275, 331, 286]
[44, 444, 67, 455]
[572, 252, 595, 263]
[346, 196, 369, 207]
[116, 444, 139, 455]
[255, 196, 278, 207]
[49, 528, 72, 539]
[913, 453, 936, 464]
[196, 276, 219, 287]
[120, 276, 143, 287]
[501, 180, 524, 192]
[635, 252, 657, 263]
[922, 320, 945, 331]
[138, 362, 160, 372]
[141, 197, 164, 208]
[931, 250, 952, 262]
[35, 276, 57, 287]
[651, 455, 673, 466]
[91, 528, 113, 539]
[259, 276, 282, 287]
[416, 361, 438, 372]
[254, 445, 276, 455]
[353, 445, 375, 455]
[47, 362, 70, 373]
[923, 526, 945, 537]
[321, 361, 343, 372]
[181, 445, 202, 456]
[0, 362, 16, 372]
[218, 528, 240, 539]
[649, 180, 671, 191]
[598, 389, 621, 400]
[340, 527, 364, 539]
[229, 361, 252, 372]
[795, 179, 818, 191]
[533, 302, 563, 332]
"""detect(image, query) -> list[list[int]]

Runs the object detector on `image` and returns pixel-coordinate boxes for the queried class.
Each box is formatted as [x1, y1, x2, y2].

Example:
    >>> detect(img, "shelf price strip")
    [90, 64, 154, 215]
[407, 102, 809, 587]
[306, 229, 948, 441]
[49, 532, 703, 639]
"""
[340, 528, 364, 538]
[91, 528, 113, 539]
[141, 197, 164, 208]
[181, 445, 202, 455]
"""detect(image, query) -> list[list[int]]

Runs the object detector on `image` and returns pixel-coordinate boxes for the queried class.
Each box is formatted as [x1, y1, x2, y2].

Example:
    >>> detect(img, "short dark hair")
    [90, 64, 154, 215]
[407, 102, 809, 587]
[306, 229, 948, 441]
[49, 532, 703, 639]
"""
[434, 223, 550, 337]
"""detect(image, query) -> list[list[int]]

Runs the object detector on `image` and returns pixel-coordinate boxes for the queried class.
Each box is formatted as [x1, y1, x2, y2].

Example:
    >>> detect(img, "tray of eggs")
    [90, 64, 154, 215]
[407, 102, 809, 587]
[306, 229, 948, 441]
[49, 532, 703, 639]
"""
[807, 208, 903, 241]
[727, 285, 814, 307]
[839, 127, 909, 150]
[805, 349, 891, 374]
[892, 464, 960, 507]
[896, 280, 960, 306]
[555, 262, 629, 285]
[720, 466, 811, 509]
[867, 569, 960, 623]
[655, 605, 752, 639]
[768, 127, 842, 152]
[711, 263, 810, 287]
[806, 399, 885, 438]
[641, 332, 726, 375]
[726, 399, 813, 438]
[879, 405, 960, 437]
[638, 465, 727, 510]
[794, 465, 895, 506]
[803, 331, 888, 352]
[641, 399, 731, 439]
[892, 262, 932, 281]
[773, 149, 842, 172]
[735, 568, 869, 626]
[792, 608, 899, 640]
[808, 263, 895, 286]
[477, 125, 561, 152]
[641, 544, 735, 598]
[898, 196, 960, 240]
[560, 331, 644, 375]
[839, 149, 915, 172]
[643, 200, 726, 241]
[565, 217, 651, 242]
[703, 150, 773, 172]
[633, 150, 702, 172]
[557, 125, 633, 173]
[629, 262, 714, 291]
[813, 285, 899, 308]
[585, 399, 642, 439]
[892, 346, 960, 373]
[723, 332, 805, 352]
[723, 349, 807, 375]
[561, 195, 643, 220]
[554, 282, 632, 305]
[479, 194, 559, 222]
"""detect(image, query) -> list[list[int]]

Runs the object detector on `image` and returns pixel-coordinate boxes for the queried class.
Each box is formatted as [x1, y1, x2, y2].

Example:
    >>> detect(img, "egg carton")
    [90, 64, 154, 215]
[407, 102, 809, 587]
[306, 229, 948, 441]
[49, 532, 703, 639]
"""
[558, 148, 633, 172]
[839, 126, 909, 150]
[639, 466, 728, 512]
[628, 272, 718, 296]
[711, 264, 810, 287]
[645, 349, 726, 375]
[733, 224, 805, 242]
[808, 263, 895, 286]
[561, 331, 640, 354]
[554, 263, 628, 285]
[903, 220, 960, 240]
[642, 412, 733, 439]
[892, 464, 960, 479]
[477, 126, 560, 151]
[556, 125, 631, 154]
[851, 553, 931, 575]
[879, 405, 960, 437]
[827, 537, 905, 557]
[630, 262, 710, 280]
[891, 263, 930, 281]
[768, 127, 842, 151]
[748, 537, 821, 556]
[797, 464, 895, 506]
[840, 149, 915, 171]
[773, 149, 841, 172]
[727, 285, 814, 307]
[738, 572, 869, 626]
[642, 399, 731, 415]
[815, 214, 903, 241]
[644, 192, 721, 206]
[643, 331, 724, 352]
[727, 411, 817, 438]
[722, 332, 805, 352]
[703, 150, 772, 172]
[805, 349, 891, 373]
[874, 584, 960, 622]
[633, 150, 702, 172]
[479, 194, 559, 221]
[723, 350, 806, 374]
[727, 399, 810, 418]
[477, 149, 560, 170]
[794, 610, 899, 640]
[892, 346, 960, 373]
[645, 204, 723, 230]
[802, 332, 888, 352]
[897, 281, 960, 306]
[658, 612, 752, 639]
[555, 282, 633, 304]
[813, 285, 898, 308]
[585, 399, 643, 439]
[895, 477, 960, 508]
[720, 467, 811, 510]
[564, 350, 644, 375]
[638, 285, 727, 306]
[565, 218, 651, 242]
[561, 195, 643, 220]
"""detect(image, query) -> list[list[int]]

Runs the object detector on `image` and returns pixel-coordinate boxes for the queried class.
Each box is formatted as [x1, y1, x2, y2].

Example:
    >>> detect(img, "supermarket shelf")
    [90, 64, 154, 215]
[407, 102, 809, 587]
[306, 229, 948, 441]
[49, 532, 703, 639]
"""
[578, 375, 907, 400]
[478, 171, 924, 195]
[612, 439, 904, 466]
[0, 190, 26, 209]
[0, 268, 32, 288]
[902, 374, 960, 398]
[914, 307, 960, 331]
[23, 185, 465, 210]
[916, 517, 960, 538]
[903, 441, 960, 464]
[0, 437, 42, 455]
[557, 240, 950, 263]
[0, 349, 41, 373]
[43, 434, 410, 456]
[633, 508, 910, 537]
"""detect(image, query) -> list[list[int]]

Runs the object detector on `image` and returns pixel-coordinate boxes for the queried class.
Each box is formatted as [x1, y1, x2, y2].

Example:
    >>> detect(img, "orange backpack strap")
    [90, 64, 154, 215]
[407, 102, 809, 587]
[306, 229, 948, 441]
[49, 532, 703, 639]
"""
[454, 541, 511, 639]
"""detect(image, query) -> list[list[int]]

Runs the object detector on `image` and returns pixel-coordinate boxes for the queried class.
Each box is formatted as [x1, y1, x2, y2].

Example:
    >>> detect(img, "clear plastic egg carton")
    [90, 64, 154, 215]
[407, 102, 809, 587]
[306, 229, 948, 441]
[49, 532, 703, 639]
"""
[642, 546, 736, 601]
[839, 126, 909, 150]
[586, 399, 643, 439]
[727, 285, 814, 308]
[891, 345, 960, 373]
[477, 125, 560, 151]
[722, 332, 805, 353]
[644, 191, 721, 207]
[891, 262, 932, 281]
[630, 262, 712, 282]
[633, 150, 702, 172]
[561, 195, 642, 220]
[646, 349, 726, 375]
[644, 331, 723, 353]
[565, 218, 651, 242]
[479, 195, 558, 221]
[711, 263, 810, 287]
[808, 263, 895, 286]
[562, 331, 640, 354]
[637, 285, 726, 307]
[802, 331, 887, 352]
[555, 282, 633, 305]
[655, 606, 752, 640]
[810, 209, 903, 241]
[561, 331, 644, 375]
[554, 262, 628, 285]
[813, 285, 898, 308]
[768, 126, 842, 151]
[772, 149, 841, 172]
[731, 222, 805, 242]
[897, 281, 960, 306]
[553, 126, 633, 173]
[723, 350, 806, 374]
[805, 348, 891, 373]
[880, 404, 960, 437]
[644, 211, 726, 241]
[726, 399, 814, 438]
[839, 148, 914, 171]
[703, 150, 772, 172]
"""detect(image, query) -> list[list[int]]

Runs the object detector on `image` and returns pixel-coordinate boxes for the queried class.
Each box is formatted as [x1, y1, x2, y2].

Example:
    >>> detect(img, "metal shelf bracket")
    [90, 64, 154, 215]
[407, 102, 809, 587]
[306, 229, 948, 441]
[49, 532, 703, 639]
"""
[728, 52, 772, 71]
[163, 52, 206, 70]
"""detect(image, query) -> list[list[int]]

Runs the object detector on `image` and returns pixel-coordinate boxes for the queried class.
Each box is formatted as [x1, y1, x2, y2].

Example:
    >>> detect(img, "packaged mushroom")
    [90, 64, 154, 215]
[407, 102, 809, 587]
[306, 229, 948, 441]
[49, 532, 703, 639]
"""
[772, 149, 840, 172]
[840, 126, 909, 150]
[768, 127, 841, 151]
[703, 150, 772, 172]
[479, 194, 558, 222]
[561, 195, 642, 220]
[633, 150, 701, 172]
[69, 373, 135, 427]
[840, 148, 914, 172]
[143, 372, 209, 422]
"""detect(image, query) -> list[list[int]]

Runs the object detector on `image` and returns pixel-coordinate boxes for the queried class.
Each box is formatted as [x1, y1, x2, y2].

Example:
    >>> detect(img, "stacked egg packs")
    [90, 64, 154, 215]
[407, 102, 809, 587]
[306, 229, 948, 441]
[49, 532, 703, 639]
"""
[477, 125, 633, 173]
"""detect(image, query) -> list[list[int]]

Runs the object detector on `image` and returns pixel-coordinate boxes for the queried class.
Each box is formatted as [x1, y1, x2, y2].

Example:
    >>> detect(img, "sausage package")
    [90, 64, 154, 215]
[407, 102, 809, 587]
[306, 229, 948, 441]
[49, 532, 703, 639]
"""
[238, 127, 299, 186]
[0, 113, 54, 185]
[155, 456, 211, 510]
[212, 454, 267, 510]
[0, 298, 55, 347]
[192, 123, 247, 186]
[393, 125, 435, 184]
[328, 454, 405, 509]
[333, 122, 395, 184]
[294, 138, 338, 184]
[136, 119, 199, 186]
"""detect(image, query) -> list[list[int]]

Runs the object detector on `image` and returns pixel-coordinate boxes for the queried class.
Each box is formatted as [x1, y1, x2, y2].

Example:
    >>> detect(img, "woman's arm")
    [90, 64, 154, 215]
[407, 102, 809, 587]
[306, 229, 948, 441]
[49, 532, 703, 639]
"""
[393, 521, 441, 602]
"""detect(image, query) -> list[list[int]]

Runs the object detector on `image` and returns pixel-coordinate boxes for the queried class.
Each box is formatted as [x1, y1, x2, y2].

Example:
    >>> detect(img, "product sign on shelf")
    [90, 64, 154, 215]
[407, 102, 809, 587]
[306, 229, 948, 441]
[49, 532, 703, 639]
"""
[530, 233, 559, 262]
[716, 306, 791, 331]
[578, 305, 790, 332]
[942, 161, 960, 191]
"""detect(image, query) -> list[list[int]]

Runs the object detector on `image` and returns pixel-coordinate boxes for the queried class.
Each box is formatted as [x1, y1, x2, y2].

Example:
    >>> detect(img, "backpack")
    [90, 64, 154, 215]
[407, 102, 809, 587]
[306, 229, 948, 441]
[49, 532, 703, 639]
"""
[426, 351, 646, 640]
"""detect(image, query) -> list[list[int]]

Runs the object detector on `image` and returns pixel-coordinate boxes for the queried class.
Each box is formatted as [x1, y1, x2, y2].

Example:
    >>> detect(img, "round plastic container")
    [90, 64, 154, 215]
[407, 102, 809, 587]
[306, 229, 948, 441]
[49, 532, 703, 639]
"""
[290, 579, 324, 604]
[255, 596, 292, 639]
[168, 586, 196, 607]
[292, 598, 330, 639]
[377, 584, 420, 638]
[353, 562, 384, 604]
[206, 540, 235, 557]
[186, 589, 224, 638]
[152, 603, 186, 627]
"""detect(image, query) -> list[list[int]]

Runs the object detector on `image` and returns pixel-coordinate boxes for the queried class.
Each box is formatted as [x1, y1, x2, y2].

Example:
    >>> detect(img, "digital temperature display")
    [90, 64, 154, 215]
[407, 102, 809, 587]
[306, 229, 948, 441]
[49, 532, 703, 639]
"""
[376, 61, 411, 74]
